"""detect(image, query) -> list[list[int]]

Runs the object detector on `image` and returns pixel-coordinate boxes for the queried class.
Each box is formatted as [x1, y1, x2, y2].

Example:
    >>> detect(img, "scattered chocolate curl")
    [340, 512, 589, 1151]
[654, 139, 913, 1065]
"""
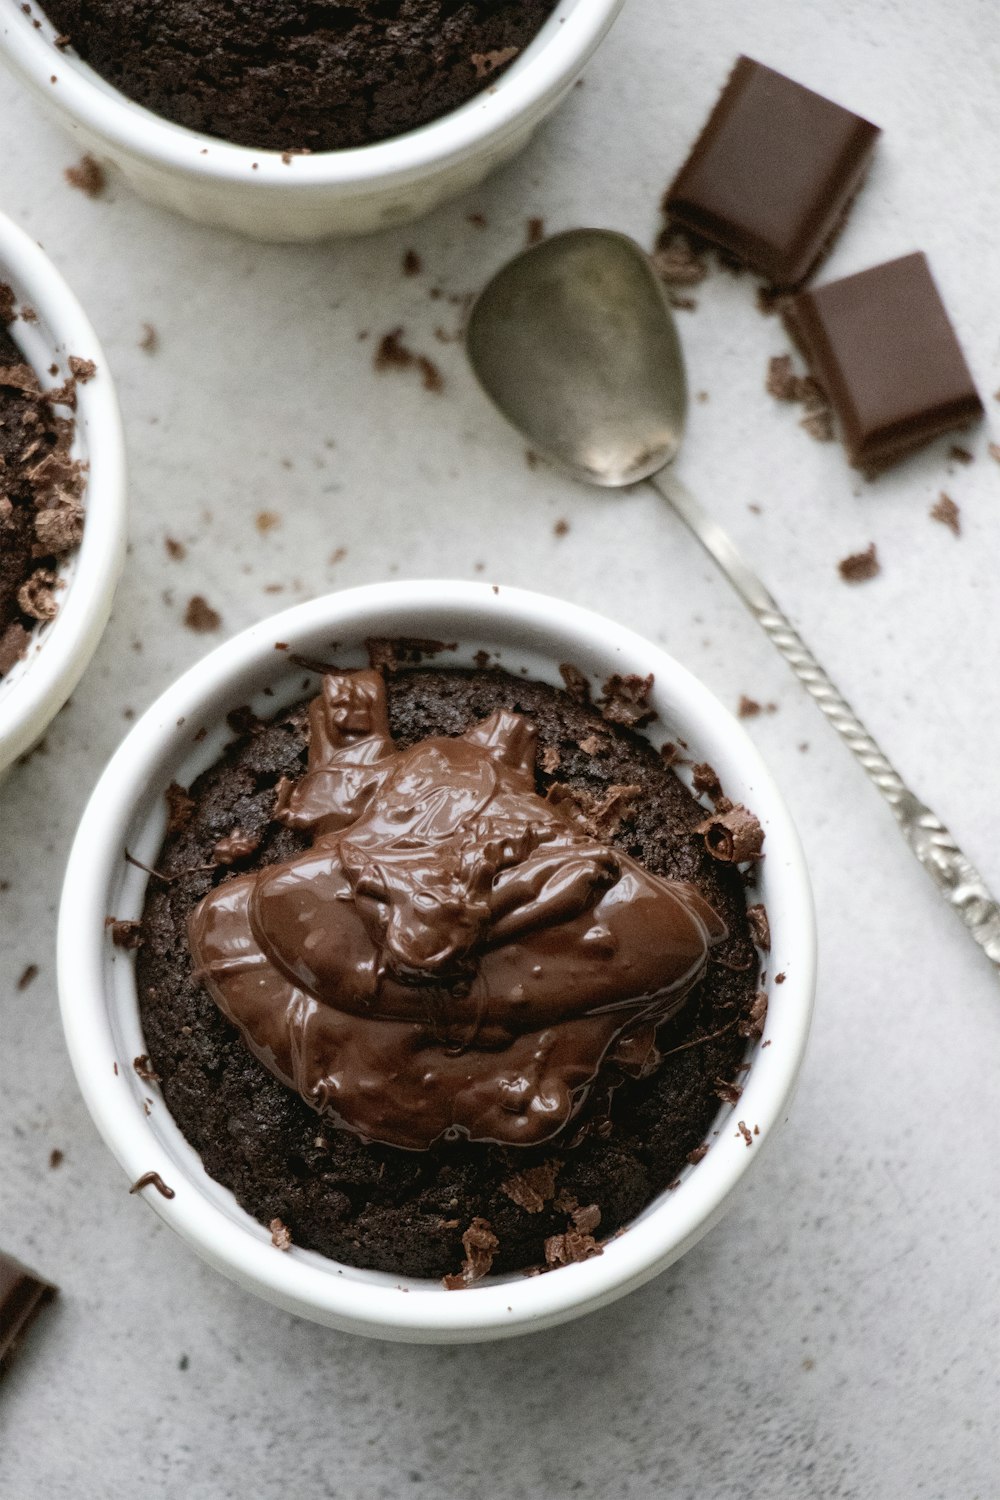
[695, 804, 765, 863]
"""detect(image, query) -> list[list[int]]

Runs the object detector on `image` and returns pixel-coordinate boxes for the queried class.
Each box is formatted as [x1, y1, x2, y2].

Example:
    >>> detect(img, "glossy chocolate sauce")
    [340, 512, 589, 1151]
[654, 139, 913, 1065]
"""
[188, 671, 726, 1151]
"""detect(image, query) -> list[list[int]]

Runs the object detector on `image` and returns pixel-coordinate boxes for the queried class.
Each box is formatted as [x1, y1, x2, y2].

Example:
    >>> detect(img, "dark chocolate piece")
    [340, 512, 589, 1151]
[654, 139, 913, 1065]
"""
[787, 253, 983, 469]
[665, 56, 880, 288]
[0, 1252, 57, 1375]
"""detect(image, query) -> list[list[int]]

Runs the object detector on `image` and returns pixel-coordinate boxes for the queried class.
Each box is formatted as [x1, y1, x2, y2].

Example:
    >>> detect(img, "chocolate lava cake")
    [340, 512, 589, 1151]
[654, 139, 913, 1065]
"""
[134, 659, 766, 1283]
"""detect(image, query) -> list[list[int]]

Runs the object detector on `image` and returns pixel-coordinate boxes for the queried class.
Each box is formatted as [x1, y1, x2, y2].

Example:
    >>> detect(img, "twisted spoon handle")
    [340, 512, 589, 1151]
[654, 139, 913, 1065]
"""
[650, 469, 1000, 972]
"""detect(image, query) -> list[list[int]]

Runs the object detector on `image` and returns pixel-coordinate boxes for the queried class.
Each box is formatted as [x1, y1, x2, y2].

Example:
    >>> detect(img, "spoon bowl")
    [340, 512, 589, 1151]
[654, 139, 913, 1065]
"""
[466, 228, 686, 486]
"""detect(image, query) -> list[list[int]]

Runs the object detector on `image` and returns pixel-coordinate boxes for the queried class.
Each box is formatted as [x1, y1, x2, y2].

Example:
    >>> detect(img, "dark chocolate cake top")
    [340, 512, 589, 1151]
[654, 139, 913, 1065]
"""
[43, 0, 560, 153]
[189, 671, 727, 1151]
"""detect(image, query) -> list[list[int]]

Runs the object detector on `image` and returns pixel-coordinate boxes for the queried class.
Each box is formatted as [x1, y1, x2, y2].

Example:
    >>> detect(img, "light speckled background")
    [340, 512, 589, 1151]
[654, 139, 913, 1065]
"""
[2, 1, 1000, 1495]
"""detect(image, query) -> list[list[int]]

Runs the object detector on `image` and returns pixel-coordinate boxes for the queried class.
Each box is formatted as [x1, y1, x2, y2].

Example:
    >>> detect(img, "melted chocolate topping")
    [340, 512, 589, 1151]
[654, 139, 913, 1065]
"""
[188, 672, 726, 1150]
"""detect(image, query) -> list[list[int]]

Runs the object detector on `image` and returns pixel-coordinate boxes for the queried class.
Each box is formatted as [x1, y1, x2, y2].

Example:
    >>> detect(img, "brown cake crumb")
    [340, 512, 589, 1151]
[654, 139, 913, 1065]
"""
[695, 805, 765, 863]
[105, 916, 143, 950]
[739, 990, 768, 1040]
[738, 695, 761, 718]
[164, 781, 195, 834]
[930, 493, 960, 536]
[184, 595, 222, 632]
[443, 1217, 499, 1288]
[133, 1054, 161, 1083]
[68, 355, 96, 383]
[597, 672, 656, 728]
[270, 1217, 292, 1251]
[501, 1161, 561, 1213]
[17, 963, 38, 991]
[746, 904, 771, 951]
[838, 544, 880, 583]
[64, 153, 106, 198]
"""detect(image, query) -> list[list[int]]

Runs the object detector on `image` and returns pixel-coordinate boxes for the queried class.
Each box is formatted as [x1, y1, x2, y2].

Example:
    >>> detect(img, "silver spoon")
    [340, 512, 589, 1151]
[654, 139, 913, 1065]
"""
[466, 227, 1000, 973]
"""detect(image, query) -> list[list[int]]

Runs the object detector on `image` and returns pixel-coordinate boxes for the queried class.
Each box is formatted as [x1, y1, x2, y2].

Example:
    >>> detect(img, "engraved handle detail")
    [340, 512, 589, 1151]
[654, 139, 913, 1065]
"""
[651, 470, 1000, 973]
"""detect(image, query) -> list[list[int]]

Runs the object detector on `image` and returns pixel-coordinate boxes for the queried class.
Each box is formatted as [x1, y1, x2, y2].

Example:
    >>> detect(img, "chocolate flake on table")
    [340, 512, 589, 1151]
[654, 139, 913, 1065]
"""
[737, 1120, 753, 1148]
[183, 595, 222, 632]
[663, 57, 879, 289]
[133, 1054, 161, 1083]
[443, 1218, 499, 1289]
[746, 904, 771, 951]
[16, 963, 38, 991]
[930, 493, 961, 536]
[129, 1171, 175, 1199]
[597, 672, 656, 728]
[164, 536, 186, 561]
[650, 229, 709, 288]
[695, 805, 765, 863]
[139, 322, 158, 353]
[186, 670, 727, 1151]
[553, 518, 569, 537]
[738, 695, 762, 719]
[838, 543, 880, 583]
[800, 407, 835, 443]
[501, 1160, 562, 1213]
[64, 153, 106, 197]
[526, 216, 545, 247]
[786, 253, 983, 471]
[949, 445, 974, 465]
[105, 916, 143, 950]
[373, 327, 444, 393]
[0, 1251, 57, 1375]
[401, 249, 421, 277]
[49, 1149, 64, 1170]
[255, 510, 280, 534]
[269, 1218, 292, 1251]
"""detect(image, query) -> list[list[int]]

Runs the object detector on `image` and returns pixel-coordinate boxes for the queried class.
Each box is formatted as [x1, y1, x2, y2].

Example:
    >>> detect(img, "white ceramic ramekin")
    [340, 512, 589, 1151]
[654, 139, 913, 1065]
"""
[59, 581, 815, 1343]
[1, 0, 625, 241]
[0, 210, 126, 777]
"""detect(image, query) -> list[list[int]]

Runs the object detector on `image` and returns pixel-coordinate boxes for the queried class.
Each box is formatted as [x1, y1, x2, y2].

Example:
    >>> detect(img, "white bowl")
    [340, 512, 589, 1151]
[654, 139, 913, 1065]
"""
[1, 0, 625, 242]
[58, 581, 815, 1342]
[0, 209, 126, 777]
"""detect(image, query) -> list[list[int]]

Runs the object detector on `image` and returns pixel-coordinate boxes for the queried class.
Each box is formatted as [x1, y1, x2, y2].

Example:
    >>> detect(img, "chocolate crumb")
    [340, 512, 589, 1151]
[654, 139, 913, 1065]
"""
[988, 442, 1000, 465]
[687, 1143, 709, 1165]
[739, 990, 768, 1040]
[800, 408, 834, 442]
[540, 745, 561, 774]
[746, 905, 771, 951]
[467, 212, 487, 229]
[553, 518, 569, 537]
[68, 356, 96, 383]
[183, 595, 222, 632]
[651, 230, 708, 287]
[133, 1054, 161, 1083]
[738, 695, 761, 718]
[49, 1148, 64, 1169]
[470, 46, 519, 80]
[64, 154, 106, 197]
[270, 1217, 292, 1251]
[17, 568, 60, 621]
[570, 1203, 601, 1235]
[129, 1171, 175, 1199]
[691, 762, 723, 802]
[949, 445, 974, 464]
[105, 917, 143, 950]
[737, 1120, 753, 1148]
[714, 1077, 743, 1105]
[139, 323, 158, 353]
[500, 1161, 561, 1213]
[775, 971, 786, 984]
[597, 672, 656, 728]
[838, 543, 880, 583]
[558, 662, 590, 704]
[16, 963, 38, 991]
[577, 734, 602, 756]
[164, 536, 186, 561]
[526, 216, 545, 246]
[544, 1228, 602, 1267]
[366, 636, 457, 672]
[766, 354, 799, 401]
[402, 249, 421, 276]
[417, 355, 444, 394]
[164, 781, 195, 834]
[930, 493, 960, 536]
[695, 805, 765, 863]
[255, 510, 280, 534]
[442, 1217, 499, 1288]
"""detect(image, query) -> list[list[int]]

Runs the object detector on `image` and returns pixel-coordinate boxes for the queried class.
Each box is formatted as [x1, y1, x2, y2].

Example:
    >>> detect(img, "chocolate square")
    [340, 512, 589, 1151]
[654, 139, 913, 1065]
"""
[786, 252, 983, 470]
[665, 56, 880, 288]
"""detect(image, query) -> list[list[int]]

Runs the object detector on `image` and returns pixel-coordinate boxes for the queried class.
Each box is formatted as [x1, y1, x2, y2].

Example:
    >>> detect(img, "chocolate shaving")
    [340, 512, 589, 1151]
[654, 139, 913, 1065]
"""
[544, 1228, 603, 1267]
[68, 356, 96, 383]
[930, 493, 960, 536]
[526, 216, 545, 247]
[500, 1161, 561, 1213]
[17, 568, 59, 621]
[558, 662, 590, 704]
[570, 1203, 601, 1235]
[737, 1120, 753, 1148]
[714, 1077, 743, 1105]
[546, 781, 641, 839]
[838, 543, 880, 583]
[64, 154, 106, 198]
[0, 622, 30, 674]
[746, 904, 771, 951]
[470, 46, 519, 79]
[651, 230, 708, 287]
[800, 408, 834, 442]
[540, 745, 561, 774]
[597, 672, 656, 728]
[687, 1143, 709, 1165]
[695, 804, 765, 863]
[739, 990, 769, 1040]
[270, 1218, 292, 1251]
[365, 636, 457, 672]
[105, 917, 143, 950]
[16, 963, 38, 991]
[442, 1217, 499, 1289]
[737, 695, 761, 718]
[183, 595, 222, 632]
[33, 500, 84, 554]
[690, 761, 723, 801]
[133, 1054, 160, 1083]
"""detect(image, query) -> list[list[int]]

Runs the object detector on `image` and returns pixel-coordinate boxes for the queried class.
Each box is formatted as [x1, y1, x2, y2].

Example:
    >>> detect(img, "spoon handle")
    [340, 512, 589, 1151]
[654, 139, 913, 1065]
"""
[650, 469, 1000, 972]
